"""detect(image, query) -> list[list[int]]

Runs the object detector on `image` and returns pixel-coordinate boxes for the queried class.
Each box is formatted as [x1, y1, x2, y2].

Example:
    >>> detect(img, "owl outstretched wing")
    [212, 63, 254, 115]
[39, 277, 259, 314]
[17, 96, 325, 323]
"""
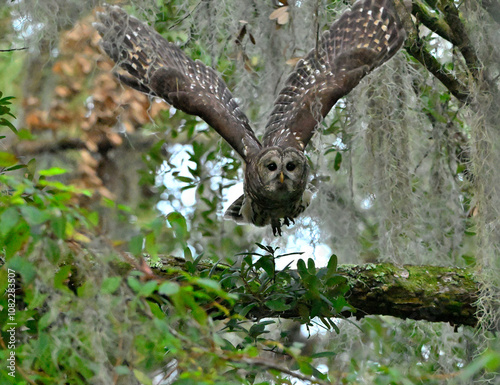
[262, 0, 406, 150]
[94, 5, 262, 161]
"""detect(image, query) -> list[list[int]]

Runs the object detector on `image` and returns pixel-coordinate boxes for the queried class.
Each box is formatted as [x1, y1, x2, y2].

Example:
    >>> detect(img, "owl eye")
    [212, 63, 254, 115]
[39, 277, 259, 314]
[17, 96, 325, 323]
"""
[286, 162, 296, 171]
[267, 162, 278, 171]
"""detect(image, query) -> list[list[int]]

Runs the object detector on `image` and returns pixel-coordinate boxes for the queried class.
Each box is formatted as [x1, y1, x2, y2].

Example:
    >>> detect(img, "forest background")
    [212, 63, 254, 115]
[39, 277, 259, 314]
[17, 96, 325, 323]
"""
[0, 0, 499, 384]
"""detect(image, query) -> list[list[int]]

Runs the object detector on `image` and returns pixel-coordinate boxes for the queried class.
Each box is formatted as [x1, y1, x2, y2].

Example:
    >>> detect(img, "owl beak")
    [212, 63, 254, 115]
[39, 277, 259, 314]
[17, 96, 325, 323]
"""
[279, 172, 284, 184]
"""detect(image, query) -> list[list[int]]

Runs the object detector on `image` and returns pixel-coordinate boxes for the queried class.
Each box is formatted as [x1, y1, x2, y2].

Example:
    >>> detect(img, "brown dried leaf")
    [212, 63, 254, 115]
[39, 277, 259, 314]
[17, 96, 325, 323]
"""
[286, 57, 302, 66]
[269, 6, 289, 22]
[107, 132, 123, 146]
[249, 32, 256, 45]
[277, 10, 289, 25]
[55, 85, 72, 98]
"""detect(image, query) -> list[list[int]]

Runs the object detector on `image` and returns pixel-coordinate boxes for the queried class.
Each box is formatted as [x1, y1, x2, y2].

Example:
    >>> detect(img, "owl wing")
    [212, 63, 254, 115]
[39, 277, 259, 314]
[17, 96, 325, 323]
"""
[94, 5, 262, 161]
[262, 0, 406, 150]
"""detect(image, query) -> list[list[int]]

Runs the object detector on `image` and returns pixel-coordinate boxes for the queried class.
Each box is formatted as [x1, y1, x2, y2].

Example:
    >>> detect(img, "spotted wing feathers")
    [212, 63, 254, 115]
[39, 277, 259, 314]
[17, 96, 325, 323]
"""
[94, 5, 261, 161]
[263, 0, 406, 150]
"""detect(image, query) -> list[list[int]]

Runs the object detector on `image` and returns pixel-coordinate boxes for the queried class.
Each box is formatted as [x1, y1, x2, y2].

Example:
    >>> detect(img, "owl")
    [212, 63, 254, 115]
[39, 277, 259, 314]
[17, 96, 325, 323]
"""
[94, 0, 406, 236]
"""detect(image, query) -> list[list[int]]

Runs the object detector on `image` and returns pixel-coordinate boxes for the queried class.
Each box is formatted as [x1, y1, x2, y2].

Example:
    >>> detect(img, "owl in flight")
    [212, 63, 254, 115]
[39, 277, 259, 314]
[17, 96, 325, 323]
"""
[94, 0, 406, 236]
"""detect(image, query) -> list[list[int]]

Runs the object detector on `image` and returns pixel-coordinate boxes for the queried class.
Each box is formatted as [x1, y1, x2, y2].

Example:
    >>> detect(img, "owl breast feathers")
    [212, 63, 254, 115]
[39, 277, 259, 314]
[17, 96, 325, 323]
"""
[94, 0, 406, 236]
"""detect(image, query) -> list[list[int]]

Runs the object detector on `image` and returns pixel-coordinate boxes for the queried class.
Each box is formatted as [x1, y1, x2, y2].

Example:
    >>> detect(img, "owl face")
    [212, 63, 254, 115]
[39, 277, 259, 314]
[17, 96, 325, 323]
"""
[245, 147, 309, 208]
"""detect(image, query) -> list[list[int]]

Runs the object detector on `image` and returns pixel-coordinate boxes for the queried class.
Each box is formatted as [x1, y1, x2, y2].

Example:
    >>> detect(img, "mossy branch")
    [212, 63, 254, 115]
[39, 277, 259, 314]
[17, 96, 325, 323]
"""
[153, 258, 479, 327]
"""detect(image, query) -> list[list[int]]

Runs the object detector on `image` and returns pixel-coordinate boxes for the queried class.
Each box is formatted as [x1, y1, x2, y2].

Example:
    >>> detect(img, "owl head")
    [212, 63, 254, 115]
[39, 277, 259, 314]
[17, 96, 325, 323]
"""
[245, 147, 309, 207]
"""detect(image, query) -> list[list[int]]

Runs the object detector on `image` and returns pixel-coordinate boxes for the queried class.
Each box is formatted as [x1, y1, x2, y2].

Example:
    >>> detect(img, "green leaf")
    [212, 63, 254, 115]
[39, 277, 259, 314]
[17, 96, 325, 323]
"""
[4, 164, 26, 172]
[249, 322, 271, 338]
[183, 245, 193, 262]
[54, 265, 73, 291]
[16, 128, 33, 140]
[326, 254, 338, 278]
[265, 299, 291, 311]
[77, 281, 97, 298]
[26, 158, 36, 181]
[0, 118, 17, 133]
[158, 281, 180, 296]
[139, 280, 158, 297]
[45, 238, 61, 264]
[298, 361, 314, 376]
[167, 211, 188, 240]
[20, 206, 51, 225]
[238, 303, 257, 317]
[114, 366, 130, 375]
[127, 276, 142, 294]
[326, 275, 347, 287]
[334, 151, 342, 171]
[0, 207, 20, 236]
[311, 351, 337, 358]
[5, 223, 30, 260]
[50, 216, 66, 239]
[175, 175, 194, 183]
[101, 277, 122, 294]
[196, 278, 221, 292]
[255, 255, 275, 277]
[38, 167, 67, 176]
[7, 256, 36, 284]
[147, 300, 166, 319]
[297, 259, 308, 278]
[307, 258, 316, 275]
[38, 312, 54, 331]
[133, 369, 153, 385]
[129, 235, 144, 256]
[0, 151, 18, 167]
[144, 232, 158, 259]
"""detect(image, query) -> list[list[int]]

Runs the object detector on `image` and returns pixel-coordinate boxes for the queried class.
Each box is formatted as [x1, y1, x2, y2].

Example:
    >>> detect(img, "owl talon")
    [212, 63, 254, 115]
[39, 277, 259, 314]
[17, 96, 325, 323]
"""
[271, 219, 283, 236]
[283, 217, 295, 227]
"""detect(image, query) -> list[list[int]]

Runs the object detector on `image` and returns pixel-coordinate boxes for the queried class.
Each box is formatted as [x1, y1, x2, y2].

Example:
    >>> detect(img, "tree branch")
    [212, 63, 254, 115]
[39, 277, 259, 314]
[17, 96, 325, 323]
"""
[13, 134, 157, 156]
[439, 0, 482, 80]
[404, 37, 470, 103]
[154, 258, 479, 327]
[395, 0, 472, 103]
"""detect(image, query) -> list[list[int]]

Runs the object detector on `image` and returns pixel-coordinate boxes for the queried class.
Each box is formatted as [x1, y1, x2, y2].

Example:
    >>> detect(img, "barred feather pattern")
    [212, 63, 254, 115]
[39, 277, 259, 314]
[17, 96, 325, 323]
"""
[94, 5, 261, 161]
[263, 0, 406, 150]
[94, 0, 406, 236]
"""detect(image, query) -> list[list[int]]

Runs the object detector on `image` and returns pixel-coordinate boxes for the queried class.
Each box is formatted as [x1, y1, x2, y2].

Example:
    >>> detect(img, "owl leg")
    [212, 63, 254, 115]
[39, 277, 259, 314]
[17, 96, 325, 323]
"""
[271, 219, 282, 237]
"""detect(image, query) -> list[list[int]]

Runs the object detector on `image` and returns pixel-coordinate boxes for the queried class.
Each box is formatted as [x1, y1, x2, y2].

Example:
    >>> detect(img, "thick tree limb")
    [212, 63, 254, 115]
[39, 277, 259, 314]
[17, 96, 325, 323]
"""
[154, 258, 479, 327]
[412, 0, 454, 41]
[337, 263, 478, 326]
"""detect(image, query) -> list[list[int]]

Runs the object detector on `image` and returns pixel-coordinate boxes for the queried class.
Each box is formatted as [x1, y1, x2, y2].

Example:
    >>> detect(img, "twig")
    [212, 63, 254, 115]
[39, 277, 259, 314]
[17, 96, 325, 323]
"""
[168, 327, 331, 384]
[237, 356, 331, 385]
[0, 47, 27, 52]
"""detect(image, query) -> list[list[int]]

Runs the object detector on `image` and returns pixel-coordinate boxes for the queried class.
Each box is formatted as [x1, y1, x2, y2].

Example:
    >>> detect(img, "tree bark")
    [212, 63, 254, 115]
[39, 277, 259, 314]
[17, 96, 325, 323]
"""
[336, 263, 478, 327]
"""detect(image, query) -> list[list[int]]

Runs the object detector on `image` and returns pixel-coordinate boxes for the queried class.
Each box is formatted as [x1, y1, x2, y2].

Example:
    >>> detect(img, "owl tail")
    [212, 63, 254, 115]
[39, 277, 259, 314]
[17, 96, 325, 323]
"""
[224, 195, 248, 224]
